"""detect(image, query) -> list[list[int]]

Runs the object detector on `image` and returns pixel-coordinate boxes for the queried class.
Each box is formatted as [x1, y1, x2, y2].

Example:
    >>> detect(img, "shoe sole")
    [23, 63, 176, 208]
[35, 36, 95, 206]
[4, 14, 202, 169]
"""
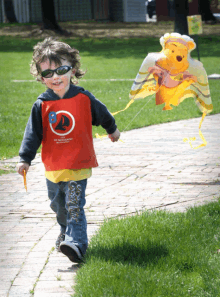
[60, 244, 82, 263]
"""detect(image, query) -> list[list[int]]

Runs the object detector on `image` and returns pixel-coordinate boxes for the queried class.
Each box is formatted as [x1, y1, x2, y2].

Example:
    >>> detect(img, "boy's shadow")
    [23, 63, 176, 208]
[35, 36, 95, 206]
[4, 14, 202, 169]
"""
[87, 242, 169, 267]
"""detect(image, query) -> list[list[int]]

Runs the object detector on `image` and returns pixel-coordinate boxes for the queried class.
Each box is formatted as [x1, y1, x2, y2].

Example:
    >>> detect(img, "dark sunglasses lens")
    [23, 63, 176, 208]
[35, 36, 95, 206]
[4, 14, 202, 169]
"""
[41, 70, 53, 78]
[41, 66, 71, 78]
[57, 66, 70, 75]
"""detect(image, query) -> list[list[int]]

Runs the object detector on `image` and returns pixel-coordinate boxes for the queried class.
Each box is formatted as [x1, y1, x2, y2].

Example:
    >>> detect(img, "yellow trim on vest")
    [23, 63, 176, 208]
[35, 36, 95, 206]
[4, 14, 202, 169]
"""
[45, 168, 92, 183]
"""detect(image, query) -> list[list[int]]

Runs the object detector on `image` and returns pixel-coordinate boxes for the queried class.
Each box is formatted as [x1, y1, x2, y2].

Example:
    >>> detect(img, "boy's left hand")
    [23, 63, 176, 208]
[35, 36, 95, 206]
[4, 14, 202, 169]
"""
[108, 129, 120, 142]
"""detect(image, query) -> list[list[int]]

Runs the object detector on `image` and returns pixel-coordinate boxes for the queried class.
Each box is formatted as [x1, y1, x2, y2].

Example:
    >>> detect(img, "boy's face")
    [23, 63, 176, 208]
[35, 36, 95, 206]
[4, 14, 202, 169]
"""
[40, 59, 75, 98]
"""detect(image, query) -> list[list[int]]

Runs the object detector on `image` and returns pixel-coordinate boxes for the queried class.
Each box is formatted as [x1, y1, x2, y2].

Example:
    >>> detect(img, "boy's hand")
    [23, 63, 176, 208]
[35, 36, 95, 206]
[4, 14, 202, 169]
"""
[17, 162, 30, 176]
[108, 129, 120, 142]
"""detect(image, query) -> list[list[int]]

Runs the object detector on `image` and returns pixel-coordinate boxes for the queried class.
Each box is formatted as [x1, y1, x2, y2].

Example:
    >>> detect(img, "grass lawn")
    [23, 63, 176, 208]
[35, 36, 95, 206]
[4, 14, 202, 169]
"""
[74, 199, 220, 296]
[0, 35, 220, 161]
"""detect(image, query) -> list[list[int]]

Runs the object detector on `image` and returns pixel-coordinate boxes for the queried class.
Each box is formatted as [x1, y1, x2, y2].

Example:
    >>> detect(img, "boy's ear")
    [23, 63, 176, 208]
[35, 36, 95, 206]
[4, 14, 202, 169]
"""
[71, 69, 76, 76]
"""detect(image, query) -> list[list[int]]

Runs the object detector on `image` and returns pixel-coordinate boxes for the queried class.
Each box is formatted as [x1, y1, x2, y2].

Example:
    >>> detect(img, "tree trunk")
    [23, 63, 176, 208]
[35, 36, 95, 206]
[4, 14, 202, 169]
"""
[174, 0, 189, 35]
[198, 0, 216, 23]
[4, 0, 18, 23]
[41, 0, 62, 32]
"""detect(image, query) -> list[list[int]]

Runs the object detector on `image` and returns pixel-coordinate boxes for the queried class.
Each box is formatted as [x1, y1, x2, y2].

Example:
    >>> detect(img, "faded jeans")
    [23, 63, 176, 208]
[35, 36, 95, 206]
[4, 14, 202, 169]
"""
[46, 179, 88, 255]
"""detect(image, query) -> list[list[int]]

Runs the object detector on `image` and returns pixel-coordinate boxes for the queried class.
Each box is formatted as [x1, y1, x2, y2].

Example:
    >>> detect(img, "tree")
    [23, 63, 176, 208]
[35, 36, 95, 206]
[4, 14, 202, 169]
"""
[4, 0, 18, 23]
[41, 0, 61, 31]
[198, 0, 217, 23]
[174, 0, 189, 35]
[41, 0, 69, 34]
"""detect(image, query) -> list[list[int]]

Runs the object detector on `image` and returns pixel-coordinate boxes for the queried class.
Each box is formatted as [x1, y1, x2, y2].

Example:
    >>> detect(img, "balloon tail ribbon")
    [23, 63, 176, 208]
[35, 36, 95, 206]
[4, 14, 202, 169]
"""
[111, 99, 135, 116]
[183, 113, 207, 149]
[23, 170, 27, 192]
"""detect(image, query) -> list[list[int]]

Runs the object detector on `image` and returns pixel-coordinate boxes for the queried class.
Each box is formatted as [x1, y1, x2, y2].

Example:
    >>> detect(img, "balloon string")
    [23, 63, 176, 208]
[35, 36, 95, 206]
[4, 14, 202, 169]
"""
[95, 95, 153, 141]
[122, 96, 153, 132]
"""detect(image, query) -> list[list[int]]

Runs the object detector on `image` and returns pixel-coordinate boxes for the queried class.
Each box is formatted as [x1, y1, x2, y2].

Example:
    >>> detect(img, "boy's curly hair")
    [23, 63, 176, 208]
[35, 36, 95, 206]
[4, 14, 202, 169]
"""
[30, 37, 85, 84]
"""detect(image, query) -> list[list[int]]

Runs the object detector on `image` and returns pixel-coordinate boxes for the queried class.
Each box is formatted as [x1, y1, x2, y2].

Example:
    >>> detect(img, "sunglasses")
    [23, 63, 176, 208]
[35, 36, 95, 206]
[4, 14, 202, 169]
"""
[41, 65, 73, 78]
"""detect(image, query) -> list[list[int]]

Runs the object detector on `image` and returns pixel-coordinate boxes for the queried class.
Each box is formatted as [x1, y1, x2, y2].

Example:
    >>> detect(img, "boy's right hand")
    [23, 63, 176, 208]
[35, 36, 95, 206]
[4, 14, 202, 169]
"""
[108, 128, 120, 142]
[17, 162, 30, 176]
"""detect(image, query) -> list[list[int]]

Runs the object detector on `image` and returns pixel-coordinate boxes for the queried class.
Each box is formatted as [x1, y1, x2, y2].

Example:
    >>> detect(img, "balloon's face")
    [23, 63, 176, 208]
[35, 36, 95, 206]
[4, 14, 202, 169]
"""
[159, 42, 189, 73]
[165, 42, 188, 64]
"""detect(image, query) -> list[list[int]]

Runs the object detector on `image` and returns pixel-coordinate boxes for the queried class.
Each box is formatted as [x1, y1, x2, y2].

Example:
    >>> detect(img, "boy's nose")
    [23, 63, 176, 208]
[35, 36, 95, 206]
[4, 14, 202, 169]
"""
[53, 72, 59, 78]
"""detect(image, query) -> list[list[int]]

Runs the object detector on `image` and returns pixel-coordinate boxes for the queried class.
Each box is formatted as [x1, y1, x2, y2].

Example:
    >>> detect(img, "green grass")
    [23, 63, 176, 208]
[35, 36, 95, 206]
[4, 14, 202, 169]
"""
[74, 200, 220, 296]
[0, 36, 220, 160]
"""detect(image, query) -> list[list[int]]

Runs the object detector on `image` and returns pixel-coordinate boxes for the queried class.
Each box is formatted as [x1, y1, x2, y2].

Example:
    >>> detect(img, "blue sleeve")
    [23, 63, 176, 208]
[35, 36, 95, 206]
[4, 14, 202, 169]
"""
[19, 100, 43, 165]
[84, 91, 117, 135]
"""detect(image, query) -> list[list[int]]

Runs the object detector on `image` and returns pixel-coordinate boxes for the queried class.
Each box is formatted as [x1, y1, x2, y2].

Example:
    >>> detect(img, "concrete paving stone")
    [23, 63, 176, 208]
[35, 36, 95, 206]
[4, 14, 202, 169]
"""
[31, 244, 54, 253]
[45, 253, 69, 262]
[12, 277, 36, 286]
[36, 220, 56, 226]
[23, 258, 47, 266]
[1, 251, 29, 260]
[34, 293, 72, 297]
[40, 270, 76, 281]
[22, 251, 48, 258]
[0, 281, 12, 290]
[0, 290, 9, 297]
[8, 285, 31, 296]
[16, 240, 37, 250]
[85, 216, 104, 223]
[0, 268, 19, 278]
[1, 258, 25, 266]
[34, 280, 73, 293]
[54, 263, 79, 273]
[42, 259, 70, 268]
[18, 268, 41, 278]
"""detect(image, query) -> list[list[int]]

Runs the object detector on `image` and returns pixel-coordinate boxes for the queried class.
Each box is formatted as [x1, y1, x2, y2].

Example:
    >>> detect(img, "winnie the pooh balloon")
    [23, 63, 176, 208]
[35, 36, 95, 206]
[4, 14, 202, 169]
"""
[129, 32, 212, 114]
[98, 33, 213, 148]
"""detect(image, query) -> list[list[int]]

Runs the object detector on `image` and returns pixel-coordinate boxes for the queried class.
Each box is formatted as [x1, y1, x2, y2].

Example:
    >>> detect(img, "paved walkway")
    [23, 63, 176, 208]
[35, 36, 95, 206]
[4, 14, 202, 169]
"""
[0, 114, 220, 297]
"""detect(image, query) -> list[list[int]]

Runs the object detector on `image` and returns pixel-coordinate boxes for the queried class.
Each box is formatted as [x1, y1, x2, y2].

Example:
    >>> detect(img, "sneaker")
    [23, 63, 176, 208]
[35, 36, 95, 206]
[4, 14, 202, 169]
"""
[56, 232, 65, 252]
[60, 241, 83, 263]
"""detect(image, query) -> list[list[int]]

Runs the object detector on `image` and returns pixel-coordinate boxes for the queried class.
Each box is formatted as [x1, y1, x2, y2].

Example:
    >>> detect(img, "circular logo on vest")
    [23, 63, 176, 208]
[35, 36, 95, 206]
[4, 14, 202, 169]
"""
[49, 110, 75, 136]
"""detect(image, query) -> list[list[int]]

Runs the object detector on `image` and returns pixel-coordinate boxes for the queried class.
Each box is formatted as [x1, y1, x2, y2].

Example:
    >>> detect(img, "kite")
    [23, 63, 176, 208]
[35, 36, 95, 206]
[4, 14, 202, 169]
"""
[128, 32, 213, 149]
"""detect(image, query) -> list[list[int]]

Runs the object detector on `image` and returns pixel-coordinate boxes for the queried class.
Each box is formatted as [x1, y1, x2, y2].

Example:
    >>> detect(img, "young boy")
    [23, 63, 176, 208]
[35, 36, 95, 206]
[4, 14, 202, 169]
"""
[17, 38, 120, 263]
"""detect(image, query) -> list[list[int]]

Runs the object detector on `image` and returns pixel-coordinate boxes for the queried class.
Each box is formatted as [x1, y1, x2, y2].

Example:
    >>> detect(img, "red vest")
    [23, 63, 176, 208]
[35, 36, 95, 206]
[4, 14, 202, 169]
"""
[41, 94, 98, 171]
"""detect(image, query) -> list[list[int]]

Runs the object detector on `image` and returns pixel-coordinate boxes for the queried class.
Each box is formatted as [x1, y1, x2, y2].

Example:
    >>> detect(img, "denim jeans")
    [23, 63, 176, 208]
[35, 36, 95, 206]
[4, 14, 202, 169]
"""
[46, 178, 88, 255]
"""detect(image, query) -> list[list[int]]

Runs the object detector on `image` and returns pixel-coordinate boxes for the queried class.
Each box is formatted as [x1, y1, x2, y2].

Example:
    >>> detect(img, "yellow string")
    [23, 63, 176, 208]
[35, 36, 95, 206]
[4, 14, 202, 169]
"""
[183, 113, 207, 149]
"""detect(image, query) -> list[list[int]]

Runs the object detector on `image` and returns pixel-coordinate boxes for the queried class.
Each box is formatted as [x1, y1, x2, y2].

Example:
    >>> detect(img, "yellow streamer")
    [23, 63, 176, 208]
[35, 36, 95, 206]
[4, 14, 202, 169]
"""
[23, 170, 27, 192]
[183, 113, 207, 149]
[111, 99, 135, 116]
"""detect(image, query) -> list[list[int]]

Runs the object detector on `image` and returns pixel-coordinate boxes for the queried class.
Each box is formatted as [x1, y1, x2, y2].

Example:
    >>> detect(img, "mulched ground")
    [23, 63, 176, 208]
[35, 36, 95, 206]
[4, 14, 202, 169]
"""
[0, 21, 220, 39]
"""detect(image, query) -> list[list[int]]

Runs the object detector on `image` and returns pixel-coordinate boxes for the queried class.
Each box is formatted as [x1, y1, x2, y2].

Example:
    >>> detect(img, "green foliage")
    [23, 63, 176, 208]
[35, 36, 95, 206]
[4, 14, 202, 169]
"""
[74, 200, 220, 296]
